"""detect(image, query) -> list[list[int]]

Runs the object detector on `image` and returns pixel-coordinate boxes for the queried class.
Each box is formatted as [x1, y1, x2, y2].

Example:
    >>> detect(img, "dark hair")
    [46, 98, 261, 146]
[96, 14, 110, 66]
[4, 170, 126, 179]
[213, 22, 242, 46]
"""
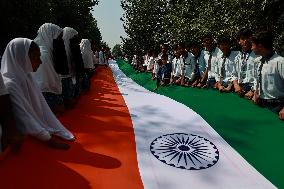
[30, 41, 39, 51]
[202, 32, 213, 40]
[236, 28, 253, 40]
[190, 41, 201, 48]
[161, 53, 168, 60]
[177, 42, 186, 49]
[217, 34, 231, 45]
[160, 43, 168, 49]
[251, 31, 274, 49]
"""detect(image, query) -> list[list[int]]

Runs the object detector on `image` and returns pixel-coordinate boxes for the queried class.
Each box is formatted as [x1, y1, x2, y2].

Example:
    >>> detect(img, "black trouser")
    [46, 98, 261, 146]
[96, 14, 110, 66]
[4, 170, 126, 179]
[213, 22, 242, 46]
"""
[258, 98, 284, 113]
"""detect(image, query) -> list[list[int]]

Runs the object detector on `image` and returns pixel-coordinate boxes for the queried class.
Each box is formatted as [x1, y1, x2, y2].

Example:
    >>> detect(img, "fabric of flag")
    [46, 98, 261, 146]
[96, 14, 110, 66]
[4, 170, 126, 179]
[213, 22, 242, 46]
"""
[109, 60, 276, 189]
[0, 61, 279, 189]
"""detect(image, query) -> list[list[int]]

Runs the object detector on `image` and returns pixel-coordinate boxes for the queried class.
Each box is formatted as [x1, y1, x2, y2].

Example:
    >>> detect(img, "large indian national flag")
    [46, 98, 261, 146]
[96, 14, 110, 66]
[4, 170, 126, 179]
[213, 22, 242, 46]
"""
[0, 60, 280, 189]
[109, 60, 276, 189]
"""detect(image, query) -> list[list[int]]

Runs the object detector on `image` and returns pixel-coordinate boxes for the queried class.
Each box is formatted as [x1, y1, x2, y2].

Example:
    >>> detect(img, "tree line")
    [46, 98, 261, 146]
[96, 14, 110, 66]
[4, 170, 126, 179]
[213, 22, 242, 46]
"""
[120, 0, 284, 57]
[0, 0, 102, 54]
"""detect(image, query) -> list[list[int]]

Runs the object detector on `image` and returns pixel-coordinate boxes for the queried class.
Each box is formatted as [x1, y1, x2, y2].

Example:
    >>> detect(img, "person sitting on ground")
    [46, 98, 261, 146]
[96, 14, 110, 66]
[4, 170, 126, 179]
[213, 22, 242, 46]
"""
[170, 45, 182, 85]
[146, 49, 155, 72]
[178, 42, 197, 87]
[251, 31, 284, 120]
[1, 38, 75, 149]
[0, 72, 23, 153]
[190, 42, 206, 88]
[32, 23, 67, 114]
[80, 39, 95, 92]
[234, 28, 259, 98]
[155, 54, 172, 89]
[215, 34, 240, 93]
[197, 33, 222, 88]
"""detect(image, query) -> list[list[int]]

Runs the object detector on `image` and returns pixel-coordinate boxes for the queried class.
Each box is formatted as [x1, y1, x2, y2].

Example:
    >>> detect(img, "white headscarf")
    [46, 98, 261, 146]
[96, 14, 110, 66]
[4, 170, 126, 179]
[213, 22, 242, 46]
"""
[63, 27, 78, 79]
[32, 23, 63, 94]
[80, 39, 94, 69]
[1, 38, 74, 141]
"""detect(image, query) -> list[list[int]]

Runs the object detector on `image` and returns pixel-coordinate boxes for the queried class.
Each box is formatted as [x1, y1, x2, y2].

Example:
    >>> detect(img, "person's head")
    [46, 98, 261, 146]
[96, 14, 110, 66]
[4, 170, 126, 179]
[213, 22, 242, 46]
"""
[35, 23, 63, 51]
[29, 41, 42, 72]
[236, 28, 253, 52]
[251, 31, 274, 56]
[202, 32, 214, 51]
[177, 42, 186, 56]
[160, 44, 168, 54]
[217, 35, 231, 56]
[161, 53, 168, 64]
[1, 38, 41, 77]
[173, 45, 180, 58]
[190, 41, 201, 57]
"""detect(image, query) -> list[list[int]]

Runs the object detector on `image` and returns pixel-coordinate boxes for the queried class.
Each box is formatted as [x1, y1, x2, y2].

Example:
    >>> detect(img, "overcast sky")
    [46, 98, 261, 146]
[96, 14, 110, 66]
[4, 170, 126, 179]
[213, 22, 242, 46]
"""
[92, 0, 127, 49]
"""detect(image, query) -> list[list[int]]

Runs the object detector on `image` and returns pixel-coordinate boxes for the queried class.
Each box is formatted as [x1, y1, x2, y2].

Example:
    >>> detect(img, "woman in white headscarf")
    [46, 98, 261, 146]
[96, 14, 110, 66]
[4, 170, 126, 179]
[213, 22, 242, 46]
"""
[1, 38, 75, 149]
[61, 27, 79, 106]
[80, 39, 94, 91]
[33, 23, 68, 113]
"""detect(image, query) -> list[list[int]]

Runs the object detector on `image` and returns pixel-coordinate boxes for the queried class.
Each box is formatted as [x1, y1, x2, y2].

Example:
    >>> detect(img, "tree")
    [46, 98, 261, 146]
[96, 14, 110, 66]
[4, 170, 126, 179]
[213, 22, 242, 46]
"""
[0, 0, 101, 54]
[112, 44, 123, 58]
[120, 0, 284, 56]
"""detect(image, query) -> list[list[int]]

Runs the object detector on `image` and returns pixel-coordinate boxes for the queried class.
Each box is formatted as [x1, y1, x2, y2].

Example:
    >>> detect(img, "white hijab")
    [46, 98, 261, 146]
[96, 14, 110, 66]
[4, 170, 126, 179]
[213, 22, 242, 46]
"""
[80, 39, 94, 69]
[63, 27, 78, 79]
[32, 23, 63, 94]
[1, 38, 74, 141]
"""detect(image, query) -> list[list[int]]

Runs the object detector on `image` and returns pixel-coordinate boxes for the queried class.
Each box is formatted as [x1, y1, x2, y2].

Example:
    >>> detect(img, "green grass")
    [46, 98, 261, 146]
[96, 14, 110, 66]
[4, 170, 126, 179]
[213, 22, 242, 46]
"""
[117, 59, 284, 188]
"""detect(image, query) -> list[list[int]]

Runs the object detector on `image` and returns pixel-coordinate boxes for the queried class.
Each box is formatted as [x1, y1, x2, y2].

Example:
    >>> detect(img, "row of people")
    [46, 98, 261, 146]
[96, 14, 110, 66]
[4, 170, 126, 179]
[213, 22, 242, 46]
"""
[130, 29, 284, 120]
[0, 23, 107, 154]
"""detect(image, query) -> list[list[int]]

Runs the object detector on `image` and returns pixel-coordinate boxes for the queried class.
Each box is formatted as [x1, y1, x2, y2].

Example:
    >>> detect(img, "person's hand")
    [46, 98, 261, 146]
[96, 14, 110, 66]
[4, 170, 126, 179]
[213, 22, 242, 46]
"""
[197, 82, 203, 88]
[234, 84, 242, 94]
[279, 107, 284, 120]
[223, 85, 232, 93]
[218, 86, 224, 92]
[244, 90, 254, 100]
[48, 136, 70, 150]
[191, 80, 198, 87]
[252, 92, 259, 104]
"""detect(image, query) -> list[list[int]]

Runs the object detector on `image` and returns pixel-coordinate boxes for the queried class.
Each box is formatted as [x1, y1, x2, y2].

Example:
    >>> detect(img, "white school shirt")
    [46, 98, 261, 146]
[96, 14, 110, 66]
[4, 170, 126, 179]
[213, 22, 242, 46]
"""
[132, 55, 137, 65]
[216, 51, 240, 83]
[235, 51, 259, 86]
[147, 56, 155, 70]
[192, 52, 206, 77]
[143, 54, 150, 67]
[180, 52, 196, 80]
[255, 53, 284, 99]
[204, 47, 222, 80]
[171, 57, 182, 77]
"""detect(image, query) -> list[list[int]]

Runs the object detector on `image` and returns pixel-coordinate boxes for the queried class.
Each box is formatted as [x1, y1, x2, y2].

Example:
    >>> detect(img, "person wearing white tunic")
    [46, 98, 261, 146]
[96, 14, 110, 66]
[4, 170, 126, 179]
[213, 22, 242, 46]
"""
[178, 42, 197, 86]
[189, 42, 206, 87]
[1, 38, 75, 149]
[234, 28, 259, 98]
[62, 27, 81, 104]
[251, 31, 284, 120]
[0, 72, 23, 153]
[32, 23, 65, 112]
[80, 39, 94, 91]
[99, 46, 107, 65]
[215, 35, 240, 92]
[170, 47, 182, 85]
[146, 50, 155, 72]
[198, 33, 222, 88]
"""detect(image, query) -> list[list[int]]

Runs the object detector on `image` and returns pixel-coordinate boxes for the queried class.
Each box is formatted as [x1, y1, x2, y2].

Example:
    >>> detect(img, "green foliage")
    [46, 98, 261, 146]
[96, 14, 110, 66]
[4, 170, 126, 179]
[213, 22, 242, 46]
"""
[0, 0, 101, 54]
[112, 44, 123, 58]
[121, 0, 284, 56]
